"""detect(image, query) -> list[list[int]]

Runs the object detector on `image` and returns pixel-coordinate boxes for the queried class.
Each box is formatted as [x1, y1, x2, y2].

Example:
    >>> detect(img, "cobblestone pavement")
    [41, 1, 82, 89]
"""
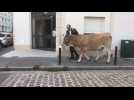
[1, 70, 134, 87]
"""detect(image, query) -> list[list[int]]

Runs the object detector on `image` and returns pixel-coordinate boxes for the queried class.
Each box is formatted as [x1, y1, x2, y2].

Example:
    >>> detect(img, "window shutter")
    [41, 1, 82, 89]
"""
[84, 17, 105, 33]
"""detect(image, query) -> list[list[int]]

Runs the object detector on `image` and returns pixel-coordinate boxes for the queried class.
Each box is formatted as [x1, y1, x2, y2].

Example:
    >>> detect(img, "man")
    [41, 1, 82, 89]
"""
[65, 24, 79, 60]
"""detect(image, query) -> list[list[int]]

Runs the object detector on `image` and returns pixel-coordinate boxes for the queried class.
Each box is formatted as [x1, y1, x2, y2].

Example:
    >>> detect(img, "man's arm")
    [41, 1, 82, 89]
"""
[65, 30, 70, 37]
[71, 28, 79, 35]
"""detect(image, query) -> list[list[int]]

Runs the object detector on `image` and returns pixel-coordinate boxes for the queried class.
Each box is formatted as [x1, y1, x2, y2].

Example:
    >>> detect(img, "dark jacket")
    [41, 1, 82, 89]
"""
[66, 28, 79, 36]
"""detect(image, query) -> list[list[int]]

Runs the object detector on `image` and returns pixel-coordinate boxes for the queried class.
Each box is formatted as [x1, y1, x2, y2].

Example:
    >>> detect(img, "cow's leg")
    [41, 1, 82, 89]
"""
[77, 54, 83, 62]
[83, 48, 90, 61]
[95, 50, 100, 62]
[106, 49, 112, 64]
[77, 48, 84, 62]
[95, 45, 105, 61]
[95, 46, 107, 62]
[83, 53, 90, 61]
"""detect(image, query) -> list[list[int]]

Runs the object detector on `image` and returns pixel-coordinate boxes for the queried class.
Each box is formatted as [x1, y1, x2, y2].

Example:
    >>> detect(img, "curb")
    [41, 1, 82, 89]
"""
[0, 65, 134, 71]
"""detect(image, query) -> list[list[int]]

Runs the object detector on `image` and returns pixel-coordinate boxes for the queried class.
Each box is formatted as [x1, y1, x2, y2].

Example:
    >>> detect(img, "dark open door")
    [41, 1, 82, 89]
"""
[32, 12, 56, 51]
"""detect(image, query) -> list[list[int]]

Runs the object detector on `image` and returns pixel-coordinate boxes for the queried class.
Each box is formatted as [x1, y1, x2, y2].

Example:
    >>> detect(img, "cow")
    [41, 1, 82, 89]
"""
[63, 33, 112, 64]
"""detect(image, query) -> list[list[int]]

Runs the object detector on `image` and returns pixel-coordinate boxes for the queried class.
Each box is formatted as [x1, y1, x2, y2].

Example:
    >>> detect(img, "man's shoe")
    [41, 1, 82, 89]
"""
[69, 57, 75, 60]
[74, 56, 79, 60]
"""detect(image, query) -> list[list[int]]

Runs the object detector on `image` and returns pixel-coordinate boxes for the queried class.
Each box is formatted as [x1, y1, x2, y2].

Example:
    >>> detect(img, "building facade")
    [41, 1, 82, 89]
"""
[0, 12, 13, 33]
[12, 12, 134, 56]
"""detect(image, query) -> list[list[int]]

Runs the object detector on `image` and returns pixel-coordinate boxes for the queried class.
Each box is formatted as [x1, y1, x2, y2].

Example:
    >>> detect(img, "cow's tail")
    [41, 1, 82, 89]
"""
[106, 35, 112, 58]
[106, 35, 112, 49]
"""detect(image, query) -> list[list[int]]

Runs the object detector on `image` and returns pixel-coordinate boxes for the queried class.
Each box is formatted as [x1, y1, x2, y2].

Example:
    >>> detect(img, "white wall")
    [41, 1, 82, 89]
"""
[13, 12, 31, 47]
[61, 12, 134, 50]
[12, 12, 134, 53]
[111, 12, 134, 49]
[63, 12, 111, 34]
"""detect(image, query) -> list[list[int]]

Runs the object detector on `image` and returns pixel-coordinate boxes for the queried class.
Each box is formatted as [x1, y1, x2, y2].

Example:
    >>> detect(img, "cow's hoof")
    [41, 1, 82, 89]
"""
[77, 61, 81, 63]
[76, 60, 81, 63]
[73, 60, 80, 63]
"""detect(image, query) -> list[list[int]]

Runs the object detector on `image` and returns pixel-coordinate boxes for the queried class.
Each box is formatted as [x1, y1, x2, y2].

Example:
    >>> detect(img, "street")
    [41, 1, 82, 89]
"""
[1, 70, 134, 87]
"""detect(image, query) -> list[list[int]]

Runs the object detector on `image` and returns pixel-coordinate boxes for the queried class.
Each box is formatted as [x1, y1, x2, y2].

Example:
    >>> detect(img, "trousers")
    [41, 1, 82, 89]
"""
[70, 46, 79, 59]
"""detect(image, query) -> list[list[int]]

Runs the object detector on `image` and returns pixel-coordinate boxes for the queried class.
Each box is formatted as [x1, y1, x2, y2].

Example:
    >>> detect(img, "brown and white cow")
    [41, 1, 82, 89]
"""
[63, 33, 112, 63]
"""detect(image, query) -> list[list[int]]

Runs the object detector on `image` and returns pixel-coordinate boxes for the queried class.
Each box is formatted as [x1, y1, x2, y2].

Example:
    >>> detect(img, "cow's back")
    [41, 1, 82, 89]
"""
[69, 33, 112, 50]
[86, 35, 112, 50]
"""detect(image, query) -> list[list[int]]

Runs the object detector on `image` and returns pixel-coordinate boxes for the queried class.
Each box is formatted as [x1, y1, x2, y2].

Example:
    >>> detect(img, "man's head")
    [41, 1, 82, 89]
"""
[66, 24, 71, 31]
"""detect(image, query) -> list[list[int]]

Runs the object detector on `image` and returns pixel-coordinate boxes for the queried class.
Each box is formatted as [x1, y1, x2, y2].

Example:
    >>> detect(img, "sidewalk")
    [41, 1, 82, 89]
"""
[0, 48, 59, 70]
[0, 57, 134, 71]
[0, 48, 134, 70]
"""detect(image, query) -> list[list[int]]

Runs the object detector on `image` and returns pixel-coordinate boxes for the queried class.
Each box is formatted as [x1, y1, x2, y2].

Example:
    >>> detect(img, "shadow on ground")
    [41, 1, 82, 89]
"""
[0, 46, 14, 56]
[62, 56, 134, 66]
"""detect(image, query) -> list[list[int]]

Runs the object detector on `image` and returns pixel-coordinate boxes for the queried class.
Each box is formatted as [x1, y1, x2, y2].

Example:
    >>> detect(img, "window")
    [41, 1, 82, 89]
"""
[84, 17, 105, 33]
[0, 12, 13, 33]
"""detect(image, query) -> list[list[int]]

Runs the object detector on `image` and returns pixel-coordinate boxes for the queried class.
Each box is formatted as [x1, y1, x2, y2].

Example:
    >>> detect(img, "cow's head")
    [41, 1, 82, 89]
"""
[63, 36, 70, 46]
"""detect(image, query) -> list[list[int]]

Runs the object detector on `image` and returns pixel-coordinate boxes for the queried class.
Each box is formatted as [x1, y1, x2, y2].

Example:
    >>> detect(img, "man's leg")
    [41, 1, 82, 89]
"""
[70, 46, 75, 59]
[72, 47, 79, 60]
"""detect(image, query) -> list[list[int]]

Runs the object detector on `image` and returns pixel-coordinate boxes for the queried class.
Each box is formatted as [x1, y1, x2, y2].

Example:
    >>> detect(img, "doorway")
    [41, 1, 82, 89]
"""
[31, 12, 56, 51]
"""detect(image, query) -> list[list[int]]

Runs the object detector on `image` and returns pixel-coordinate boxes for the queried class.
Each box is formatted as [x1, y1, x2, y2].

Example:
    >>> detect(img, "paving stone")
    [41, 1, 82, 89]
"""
[1, 70, 134, 87]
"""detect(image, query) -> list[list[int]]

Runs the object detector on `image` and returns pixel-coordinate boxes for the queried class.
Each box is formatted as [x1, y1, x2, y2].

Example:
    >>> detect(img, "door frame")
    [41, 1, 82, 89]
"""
[31, 12, 56, 51]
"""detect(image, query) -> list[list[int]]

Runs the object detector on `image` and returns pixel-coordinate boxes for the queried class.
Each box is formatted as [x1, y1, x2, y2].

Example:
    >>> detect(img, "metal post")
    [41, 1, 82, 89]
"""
[4, 65, 9, 71]
[59, 47, 61, 65]
[114, 46, 118, 65]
